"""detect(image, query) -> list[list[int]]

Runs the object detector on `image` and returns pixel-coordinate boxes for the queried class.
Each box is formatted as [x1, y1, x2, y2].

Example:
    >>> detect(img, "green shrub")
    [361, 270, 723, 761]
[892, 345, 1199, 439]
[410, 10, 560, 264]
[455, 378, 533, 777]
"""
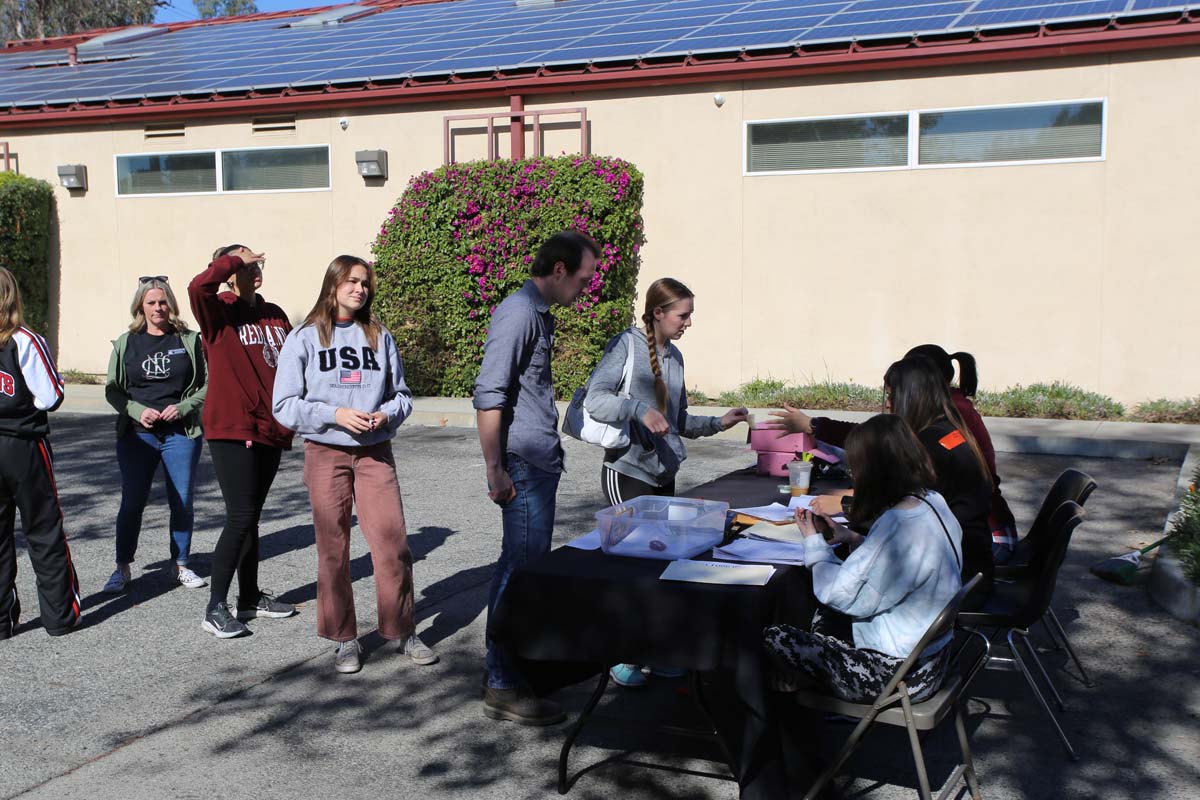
[716, 378, 883, 411]
[372, 155, 644, 398]
[974, 382, 1125, 420]
[1129, 397, 1200, 425]
[1170, 466, 1200, 585]
[59, 369, 101, 385]
[0, 172, 54, 334]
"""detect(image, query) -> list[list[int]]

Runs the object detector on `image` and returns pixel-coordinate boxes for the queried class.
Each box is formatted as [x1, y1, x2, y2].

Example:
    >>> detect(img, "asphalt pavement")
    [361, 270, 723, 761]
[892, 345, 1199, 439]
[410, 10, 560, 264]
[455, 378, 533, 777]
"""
[1, 415, 1197, 800]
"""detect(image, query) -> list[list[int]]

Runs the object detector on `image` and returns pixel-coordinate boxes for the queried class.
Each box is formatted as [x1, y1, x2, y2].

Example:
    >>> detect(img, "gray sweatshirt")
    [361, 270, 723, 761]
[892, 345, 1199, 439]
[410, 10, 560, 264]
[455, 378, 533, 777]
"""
[272, 321, 413, 447]
[583, 326, 722, 486]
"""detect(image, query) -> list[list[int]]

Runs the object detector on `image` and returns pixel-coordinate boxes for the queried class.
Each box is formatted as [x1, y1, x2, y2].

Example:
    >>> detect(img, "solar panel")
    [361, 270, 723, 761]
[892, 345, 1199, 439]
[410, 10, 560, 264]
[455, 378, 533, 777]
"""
[0, 0, 1192, 108]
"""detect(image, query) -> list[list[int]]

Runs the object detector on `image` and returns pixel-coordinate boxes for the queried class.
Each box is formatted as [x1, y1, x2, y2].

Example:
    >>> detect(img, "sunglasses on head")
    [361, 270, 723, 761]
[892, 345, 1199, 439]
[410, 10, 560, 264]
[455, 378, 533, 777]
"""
[139, 275, 169, 283]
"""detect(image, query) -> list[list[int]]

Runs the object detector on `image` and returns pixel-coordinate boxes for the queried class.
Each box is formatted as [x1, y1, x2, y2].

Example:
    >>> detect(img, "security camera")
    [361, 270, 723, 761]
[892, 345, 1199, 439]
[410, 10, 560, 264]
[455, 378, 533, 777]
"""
[338, 117, 349, 130]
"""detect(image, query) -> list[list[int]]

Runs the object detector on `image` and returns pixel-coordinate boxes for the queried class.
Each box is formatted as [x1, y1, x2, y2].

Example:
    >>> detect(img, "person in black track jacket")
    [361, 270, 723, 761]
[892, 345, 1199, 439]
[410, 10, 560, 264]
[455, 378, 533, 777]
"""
[0, 267, 81, 639]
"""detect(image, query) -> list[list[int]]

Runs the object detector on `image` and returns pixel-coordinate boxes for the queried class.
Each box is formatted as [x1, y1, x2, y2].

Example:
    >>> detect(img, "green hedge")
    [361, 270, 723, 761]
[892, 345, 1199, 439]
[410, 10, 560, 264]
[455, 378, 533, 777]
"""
[710, 377, 1197, 423]
[0, 172, 54, 334]
[1171, 467, 1200, 584]
[372, 155, 645, 398]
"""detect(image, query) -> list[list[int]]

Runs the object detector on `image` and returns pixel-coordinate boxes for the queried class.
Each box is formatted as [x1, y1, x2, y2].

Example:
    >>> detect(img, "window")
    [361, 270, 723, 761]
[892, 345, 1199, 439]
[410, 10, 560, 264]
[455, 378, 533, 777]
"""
[746, 114, 908, 173]
[116, 145, 330, 196]
[222, 146, 328, 191]
[117, 152, 216, 195]
[918, 101, 1104, 166]
[746, 99, 1105, 175]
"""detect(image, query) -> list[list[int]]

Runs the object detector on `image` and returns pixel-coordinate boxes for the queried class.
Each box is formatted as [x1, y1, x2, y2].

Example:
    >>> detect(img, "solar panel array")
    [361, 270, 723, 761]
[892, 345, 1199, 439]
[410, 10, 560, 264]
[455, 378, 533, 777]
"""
[0, 0, 1189, 108]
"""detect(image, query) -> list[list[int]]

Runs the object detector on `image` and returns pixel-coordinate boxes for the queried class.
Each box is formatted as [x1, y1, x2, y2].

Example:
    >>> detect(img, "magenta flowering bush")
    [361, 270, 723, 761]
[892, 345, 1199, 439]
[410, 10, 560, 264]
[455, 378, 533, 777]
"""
[372, 155, 645, 398]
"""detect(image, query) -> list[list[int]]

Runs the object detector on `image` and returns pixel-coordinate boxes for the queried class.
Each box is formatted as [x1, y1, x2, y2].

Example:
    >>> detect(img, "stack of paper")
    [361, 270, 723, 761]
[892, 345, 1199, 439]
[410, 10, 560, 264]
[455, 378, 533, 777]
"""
[741, 520, 808, 544]
[731, 502, 795, 523]
[713, 537, 806, 566]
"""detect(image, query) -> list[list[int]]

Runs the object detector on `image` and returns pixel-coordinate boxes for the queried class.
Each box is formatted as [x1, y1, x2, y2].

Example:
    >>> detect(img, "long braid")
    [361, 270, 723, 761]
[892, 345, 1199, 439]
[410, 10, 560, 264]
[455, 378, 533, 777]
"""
[642, 319, 668, 412]
[641, 277, 694, 415]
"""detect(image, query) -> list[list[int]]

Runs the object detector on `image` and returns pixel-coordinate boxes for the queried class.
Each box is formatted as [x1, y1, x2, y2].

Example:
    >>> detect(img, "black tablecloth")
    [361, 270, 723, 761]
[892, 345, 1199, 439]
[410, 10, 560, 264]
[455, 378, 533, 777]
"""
[490, 547, 816, 799]
[489, 467, 828, 800]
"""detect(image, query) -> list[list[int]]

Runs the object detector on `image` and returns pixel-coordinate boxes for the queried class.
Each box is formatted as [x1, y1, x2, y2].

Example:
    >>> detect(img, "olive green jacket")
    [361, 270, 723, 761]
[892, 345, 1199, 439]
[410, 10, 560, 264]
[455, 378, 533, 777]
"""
[106, 329, 208, 439]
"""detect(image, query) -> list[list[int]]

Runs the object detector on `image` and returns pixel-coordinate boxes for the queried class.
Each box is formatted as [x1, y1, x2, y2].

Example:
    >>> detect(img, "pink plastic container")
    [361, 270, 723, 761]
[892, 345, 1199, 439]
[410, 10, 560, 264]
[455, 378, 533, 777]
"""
[756, 451, 797, 477]
[748, 428, 814, 455]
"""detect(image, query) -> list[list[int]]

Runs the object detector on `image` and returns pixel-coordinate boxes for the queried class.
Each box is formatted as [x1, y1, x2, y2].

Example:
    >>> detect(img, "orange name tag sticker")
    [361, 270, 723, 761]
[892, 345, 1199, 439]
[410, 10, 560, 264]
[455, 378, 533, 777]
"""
[938, 430, 966, 450]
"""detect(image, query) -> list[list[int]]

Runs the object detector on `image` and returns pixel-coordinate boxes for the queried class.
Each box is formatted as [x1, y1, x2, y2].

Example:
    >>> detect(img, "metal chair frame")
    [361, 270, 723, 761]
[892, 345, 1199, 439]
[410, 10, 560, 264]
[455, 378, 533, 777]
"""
[791, 575, 988, 800]
[960, 502, 1086, 761]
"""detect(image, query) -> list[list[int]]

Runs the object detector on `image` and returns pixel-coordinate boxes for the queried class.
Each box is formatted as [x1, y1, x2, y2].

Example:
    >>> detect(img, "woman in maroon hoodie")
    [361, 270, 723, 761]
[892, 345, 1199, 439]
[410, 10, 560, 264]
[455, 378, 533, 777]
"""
[189, 245, 296, 639]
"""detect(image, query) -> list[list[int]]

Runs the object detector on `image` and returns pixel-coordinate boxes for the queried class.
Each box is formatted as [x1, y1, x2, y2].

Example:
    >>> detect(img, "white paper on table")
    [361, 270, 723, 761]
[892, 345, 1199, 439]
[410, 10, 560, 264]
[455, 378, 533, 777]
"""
[565, 529, 603, 550]
[731, 502, 795, 523]
[789, 495, 849, 525]
[713, 538, 806, 566]
[660, 559, 776, 586]
[742, 520, 808, 544]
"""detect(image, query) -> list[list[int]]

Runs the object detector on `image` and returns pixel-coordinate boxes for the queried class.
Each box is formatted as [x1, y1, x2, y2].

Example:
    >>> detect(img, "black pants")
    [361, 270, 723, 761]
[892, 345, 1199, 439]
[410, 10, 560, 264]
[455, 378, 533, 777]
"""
[0, 436, 81, 637]
[600, 457, 675, 506]
[207, 440, 282, 613]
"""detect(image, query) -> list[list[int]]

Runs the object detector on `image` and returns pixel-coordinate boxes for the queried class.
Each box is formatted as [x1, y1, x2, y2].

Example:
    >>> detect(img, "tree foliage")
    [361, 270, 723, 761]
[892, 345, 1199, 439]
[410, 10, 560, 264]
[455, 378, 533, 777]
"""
[372, 155, 646, 399]
[195, 0, 258, 19]
[0, 0, 164, 41]
[0, 172, 54, 334]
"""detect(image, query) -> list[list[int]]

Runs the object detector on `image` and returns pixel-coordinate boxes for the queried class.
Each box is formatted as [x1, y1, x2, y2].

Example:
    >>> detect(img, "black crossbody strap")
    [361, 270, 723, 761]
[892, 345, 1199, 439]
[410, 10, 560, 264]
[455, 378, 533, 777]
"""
[912, 494, 961, 571]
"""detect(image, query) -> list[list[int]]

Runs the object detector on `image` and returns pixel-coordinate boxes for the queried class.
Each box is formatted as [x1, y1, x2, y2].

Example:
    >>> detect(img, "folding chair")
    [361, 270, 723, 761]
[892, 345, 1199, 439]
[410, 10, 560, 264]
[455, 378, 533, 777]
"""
[791, 574, 987, 800]
[997, 469, 1097, 687]
[959, 501, 1085, 760]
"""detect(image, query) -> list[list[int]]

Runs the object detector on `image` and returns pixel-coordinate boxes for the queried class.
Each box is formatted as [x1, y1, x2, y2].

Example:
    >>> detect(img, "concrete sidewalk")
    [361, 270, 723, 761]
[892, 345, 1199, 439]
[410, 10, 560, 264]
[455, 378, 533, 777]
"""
[2, 417, 1198, 800]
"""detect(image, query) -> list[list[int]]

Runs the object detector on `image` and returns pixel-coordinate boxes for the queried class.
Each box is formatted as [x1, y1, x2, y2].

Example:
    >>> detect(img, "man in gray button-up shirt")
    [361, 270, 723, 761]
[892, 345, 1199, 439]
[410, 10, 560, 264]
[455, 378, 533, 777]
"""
[473, 230, 597, 725]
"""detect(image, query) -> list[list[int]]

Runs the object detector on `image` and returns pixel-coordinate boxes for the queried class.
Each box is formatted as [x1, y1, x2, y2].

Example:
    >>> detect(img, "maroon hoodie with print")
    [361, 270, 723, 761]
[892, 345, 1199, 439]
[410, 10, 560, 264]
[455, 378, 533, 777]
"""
[188, 255, 293, 449]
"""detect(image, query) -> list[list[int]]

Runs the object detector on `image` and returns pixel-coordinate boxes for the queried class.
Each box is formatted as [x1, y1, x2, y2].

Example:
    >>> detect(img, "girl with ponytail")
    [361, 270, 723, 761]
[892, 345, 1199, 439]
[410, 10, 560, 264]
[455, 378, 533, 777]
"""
[584, 277, 748, 687]
[905, 344, 1017, 563]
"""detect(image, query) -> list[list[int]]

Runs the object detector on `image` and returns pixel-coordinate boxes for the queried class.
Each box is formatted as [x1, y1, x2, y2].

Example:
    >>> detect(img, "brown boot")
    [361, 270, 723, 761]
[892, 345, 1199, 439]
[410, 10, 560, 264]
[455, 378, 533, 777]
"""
[482, 685, 566, 726]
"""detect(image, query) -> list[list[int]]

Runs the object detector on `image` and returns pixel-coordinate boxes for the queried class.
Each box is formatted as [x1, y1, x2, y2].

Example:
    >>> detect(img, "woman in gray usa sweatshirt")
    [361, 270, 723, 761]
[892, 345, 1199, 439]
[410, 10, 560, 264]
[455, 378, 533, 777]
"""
[272, 255, 437, 675]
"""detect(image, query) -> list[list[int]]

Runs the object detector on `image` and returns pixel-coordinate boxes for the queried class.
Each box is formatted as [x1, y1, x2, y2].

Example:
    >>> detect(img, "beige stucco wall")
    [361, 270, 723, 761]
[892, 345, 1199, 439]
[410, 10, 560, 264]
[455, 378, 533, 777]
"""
[2, 47, 1197, 403]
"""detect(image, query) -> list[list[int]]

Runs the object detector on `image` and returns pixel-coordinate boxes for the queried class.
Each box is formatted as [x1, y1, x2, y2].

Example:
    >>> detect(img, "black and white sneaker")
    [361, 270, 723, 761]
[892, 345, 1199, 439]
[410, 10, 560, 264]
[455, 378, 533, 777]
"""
[202, 602, 249, 639]
[236, 591, 296, 620]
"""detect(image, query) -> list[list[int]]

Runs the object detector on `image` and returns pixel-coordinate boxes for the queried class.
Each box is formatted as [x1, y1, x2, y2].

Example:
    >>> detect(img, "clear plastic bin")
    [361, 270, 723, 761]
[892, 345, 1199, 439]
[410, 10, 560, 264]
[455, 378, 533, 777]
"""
[595, 495, 730, 560]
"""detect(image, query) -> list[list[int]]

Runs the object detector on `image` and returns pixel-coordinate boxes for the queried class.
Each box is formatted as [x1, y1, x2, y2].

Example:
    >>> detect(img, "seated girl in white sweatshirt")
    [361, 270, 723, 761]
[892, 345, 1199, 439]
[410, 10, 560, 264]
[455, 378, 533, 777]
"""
[764, 414, 964, 703]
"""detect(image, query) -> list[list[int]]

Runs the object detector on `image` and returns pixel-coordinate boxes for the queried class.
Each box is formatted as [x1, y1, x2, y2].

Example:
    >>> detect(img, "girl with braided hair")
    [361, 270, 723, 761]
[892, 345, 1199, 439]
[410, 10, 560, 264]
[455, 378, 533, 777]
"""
[584, 277, 748, 687]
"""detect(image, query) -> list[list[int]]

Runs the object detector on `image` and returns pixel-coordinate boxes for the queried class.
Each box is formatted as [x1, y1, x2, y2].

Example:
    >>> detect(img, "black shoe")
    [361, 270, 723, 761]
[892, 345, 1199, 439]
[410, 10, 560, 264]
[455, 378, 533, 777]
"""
[46, 613, 81, 637]
[202, 602, 249, 639]
[483, 685, 566, 726]
[236, 591, 296, 620]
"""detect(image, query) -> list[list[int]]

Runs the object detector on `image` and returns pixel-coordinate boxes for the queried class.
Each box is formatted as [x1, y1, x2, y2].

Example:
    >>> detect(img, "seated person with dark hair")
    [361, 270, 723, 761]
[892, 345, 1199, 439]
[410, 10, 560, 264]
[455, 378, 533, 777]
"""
[764, 414, 964, 704]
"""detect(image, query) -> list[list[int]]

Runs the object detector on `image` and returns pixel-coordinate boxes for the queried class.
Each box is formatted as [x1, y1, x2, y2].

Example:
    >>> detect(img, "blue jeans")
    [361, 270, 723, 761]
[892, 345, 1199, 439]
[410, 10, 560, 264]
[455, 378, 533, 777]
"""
[115, 429, 203, 566]
[486, 452, 561, 690]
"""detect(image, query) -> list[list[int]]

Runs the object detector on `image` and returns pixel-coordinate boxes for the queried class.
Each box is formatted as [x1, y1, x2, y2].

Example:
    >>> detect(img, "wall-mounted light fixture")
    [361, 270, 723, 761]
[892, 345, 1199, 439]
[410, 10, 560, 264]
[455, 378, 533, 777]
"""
[355, 150, 387, 180]
[57, 164, 88, 191]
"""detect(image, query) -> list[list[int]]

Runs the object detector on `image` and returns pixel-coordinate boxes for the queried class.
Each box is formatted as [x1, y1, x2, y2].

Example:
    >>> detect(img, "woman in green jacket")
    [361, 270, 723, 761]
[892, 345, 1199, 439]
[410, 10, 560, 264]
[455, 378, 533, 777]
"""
[103, 277, 209, 593]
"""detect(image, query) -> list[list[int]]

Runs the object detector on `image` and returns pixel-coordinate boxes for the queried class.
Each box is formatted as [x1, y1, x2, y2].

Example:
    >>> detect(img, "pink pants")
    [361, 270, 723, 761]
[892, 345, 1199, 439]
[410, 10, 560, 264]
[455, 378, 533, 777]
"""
[303, 440, 414, 642]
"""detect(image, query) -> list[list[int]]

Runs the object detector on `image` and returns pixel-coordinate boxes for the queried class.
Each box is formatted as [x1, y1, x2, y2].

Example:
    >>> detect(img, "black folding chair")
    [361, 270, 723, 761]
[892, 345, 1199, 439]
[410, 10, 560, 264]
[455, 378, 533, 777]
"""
[959, 501, 1086, 760]
[791, 575, 987, 800]
[997, 469, 1097, 688]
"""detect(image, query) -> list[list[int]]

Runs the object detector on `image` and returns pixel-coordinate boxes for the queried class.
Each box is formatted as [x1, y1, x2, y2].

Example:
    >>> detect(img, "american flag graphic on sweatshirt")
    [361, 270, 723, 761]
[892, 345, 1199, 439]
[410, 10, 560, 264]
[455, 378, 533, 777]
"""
[338, 370, 362, 385]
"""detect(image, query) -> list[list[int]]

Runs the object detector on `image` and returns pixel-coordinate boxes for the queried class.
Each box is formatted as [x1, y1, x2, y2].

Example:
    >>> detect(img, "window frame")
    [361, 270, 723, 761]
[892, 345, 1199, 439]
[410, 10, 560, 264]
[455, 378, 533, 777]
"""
[742, 109, 914, 177]
[114, 143, 333, 198]
[743, 98, 1107, 177]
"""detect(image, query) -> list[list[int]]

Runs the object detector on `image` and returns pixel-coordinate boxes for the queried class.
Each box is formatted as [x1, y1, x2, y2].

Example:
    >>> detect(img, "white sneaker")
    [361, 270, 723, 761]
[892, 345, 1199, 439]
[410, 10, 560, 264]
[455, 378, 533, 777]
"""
[102, 568, 128, 594]
[335, 640, 362, 674]
[400, 633, 439, 666]
[176, 566, 207, 589]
